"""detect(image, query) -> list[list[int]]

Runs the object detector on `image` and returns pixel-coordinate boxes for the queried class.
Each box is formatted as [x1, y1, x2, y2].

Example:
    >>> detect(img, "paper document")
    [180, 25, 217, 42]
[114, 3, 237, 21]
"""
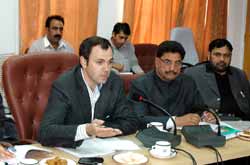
[58, 137, 140, 158]
[223, 120, 250, 131]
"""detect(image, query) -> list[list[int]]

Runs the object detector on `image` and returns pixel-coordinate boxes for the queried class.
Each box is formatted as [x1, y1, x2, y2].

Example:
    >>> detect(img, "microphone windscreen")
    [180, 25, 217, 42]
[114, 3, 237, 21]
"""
[132, 93, 143, 102]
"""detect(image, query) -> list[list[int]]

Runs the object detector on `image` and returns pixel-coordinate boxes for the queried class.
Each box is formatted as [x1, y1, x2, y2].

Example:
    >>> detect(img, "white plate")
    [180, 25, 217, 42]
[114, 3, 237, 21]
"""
[149, 149, 176, 159]
[39, 157, 76, 165]
[113, 152, 148, 164]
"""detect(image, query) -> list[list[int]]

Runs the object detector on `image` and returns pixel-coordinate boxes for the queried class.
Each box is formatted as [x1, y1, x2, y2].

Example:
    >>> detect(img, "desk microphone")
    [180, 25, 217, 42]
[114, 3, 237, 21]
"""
[132, 94, 181, 147]
[132, 94, 177, 135]
[182, 106, 226, 148]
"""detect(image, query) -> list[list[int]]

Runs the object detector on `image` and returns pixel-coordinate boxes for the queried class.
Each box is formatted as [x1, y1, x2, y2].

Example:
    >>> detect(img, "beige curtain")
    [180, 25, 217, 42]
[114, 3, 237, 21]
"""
[20, 0, 98, 54]
[123, 0, 228, 61]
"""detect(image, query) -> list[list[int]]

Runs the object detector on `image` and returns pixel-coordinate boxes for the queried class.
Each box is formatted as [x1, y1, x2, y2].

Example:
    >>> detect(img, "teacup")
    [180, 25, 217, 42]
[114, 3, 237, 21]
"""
[147, 122, 164, 131]
[151, 141, 171, 156]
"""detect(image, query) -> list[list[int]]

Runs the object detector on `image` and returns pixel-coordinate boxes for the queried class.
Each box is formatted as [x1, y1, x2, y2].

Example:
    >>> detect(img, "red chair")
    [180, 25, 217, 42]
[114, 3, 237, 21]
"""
[134, 44, 158, 72]
[119, 74, 142, 94]
[2, 53, 78, 140]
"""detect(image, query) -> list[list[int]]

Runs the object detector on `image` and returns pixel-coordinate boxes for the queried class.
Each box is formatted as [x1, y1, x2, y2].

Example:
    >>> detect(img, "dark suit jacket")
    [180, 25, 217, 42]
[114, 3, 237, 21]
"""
[128, 71, 204, 128]
[185, 63, 250, 120]
[39, 64, 138, 147]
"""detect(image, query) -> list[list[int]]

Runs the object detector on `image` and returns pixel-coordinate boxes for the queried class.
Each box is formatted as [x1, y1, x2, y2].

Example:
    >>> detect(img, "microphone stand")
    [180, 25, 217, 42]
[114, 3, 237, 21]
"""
[133, 95, 181, 147]
[204, 108, 221, 136]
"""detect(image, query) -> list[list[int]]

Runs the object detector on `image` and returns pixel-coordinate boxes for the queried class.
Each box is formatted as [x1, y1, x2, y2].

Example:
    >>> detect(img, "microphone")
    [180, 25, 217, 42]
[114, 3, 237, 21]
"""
[132, 93, 181, 147]
[132, 94, 177, 135]
[182, 106, 225, 148]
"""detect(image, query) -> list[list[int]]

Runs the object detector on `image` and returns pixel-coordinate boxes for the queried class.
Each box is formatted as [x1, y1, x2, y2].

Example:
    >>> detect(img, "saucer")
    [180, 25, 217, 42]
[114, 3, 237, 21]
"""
[19, 158, 39, 165]
[149, 149, 176, 159]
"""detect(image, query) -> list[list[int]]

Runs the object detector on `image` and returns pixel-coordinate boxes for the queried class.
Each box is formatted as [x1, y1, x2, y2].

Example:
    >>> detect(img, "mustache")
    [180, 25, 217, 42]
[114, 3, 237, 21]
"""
[216, 62, 227, 67]
[165, 71, 178, 75]
[54, 34, 62, 38]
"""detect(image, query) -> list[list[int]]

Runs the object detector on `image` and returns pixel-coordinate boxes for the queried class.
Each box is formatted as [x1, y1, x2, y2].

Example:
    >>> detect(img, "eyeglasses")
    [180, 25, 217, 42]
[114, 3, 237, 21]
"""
[158, 58, 182, 67]
[50, 26, 63, 32]
[212, 52, 232, 58]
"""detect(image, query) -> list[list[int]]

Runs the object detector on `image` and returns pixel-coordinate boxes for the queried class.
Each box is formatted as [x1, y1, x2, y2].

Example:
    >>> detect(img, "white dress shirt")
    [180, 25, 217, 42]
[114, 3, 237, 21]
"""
[74, 69, 102, 141]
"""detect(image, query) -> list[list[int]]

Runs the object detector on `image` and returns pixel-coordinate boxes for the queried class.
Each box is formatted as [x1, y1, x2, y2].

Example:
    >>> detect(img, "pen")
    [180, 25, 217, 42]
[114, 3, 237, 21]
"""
[105, 115, 111, 121]
[201, 112, 208, 121]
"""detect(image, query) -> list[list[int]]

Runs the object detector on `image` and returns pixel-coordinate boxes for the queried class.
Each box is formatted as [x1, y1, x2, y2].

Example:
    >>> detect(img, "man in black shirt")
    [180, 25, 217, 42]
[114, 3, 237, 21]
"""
[185, 39, 250, 120]
[128, 41, 207, 129]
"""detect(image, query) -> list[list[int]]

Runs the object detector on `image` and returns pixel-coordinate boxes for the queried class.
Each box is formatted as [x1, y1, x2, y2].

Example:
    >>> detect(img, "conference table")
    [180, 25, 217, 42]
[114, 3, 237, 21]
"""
[37, 133, 250, 165]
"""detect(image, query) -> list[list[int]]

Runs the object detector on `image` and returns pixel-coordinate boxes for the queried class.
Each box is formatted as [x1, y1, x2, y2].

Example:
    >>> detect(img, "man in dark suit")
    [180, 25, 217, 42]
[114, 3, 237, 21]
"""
[185, 38, 250, 120]
[128, 40, 207, 129]
[39, 36, 138, 147]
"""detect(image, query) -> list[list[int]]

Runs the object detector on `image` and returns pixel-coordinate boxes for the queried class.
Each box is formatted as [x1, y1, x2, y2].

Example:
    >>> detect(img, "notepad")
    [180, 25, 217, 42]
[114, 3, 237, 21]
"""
[220, 125, 240, 139]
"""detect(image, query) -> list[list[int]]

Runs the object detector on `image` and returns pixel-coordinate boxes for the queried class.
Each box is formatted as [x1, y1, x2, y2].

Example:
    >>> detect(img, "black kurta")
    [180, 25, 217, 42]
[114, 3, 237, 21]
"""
[128, 70, 204, 128]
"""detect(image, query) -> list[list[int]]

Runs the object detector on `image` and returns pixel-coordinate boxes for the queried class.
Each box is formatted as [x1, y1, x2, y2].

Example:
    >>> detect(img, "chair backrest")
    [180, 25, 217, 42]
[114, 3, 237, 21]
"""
[170, 27, 199, 65]
[2, 53, 78, 140]
[134, 44, 158, 72]
[119, 74, 142, 94]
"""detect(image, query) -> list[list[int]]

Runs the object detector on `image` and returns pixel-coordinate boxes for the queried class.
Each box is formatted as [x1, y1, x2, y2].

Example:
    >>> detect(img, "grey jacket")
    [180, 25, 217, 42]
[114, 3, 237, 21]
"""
[185, 63, 250, 119]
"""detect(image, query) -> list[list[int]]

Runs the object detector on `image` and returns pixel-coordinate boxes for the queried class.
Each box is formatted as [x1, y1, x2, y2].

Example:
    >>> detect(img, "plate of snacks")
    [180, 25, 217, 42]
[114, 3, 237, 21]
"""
[39, 156, 76, 165]
[113, 152, 148, 165]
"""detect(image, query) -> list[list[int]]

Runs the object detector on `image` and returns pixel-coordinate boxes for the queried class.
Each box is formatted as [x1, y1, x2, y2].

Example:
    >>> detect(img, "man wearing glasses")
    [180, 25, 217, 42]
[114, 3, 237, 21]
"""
[28, 15, 74, 53]
[128, 40, 207, 129]
[185, 38, 250, 120]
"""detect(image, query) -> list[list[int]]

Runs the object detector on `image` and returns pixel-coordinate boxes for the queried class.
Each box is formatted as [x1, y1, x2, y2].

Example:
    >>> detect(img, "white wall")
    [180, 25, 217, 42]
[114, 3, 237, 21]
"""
[227, 0, 247, 69]
[97, 0, 124, 39]
[0, 0, 19, 55]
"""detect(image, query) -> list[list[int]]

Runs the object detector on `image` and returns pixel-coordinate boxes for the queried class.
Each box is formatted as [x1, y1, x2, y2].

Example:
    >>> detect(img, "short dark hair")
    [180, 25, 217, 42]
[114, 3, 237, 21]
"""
[208, 38, 233, 52]
[45, 15, 64, 28]
[157, 40, 185, 59]
[112, 22, 131, 35]
[79, 36, 112, 61]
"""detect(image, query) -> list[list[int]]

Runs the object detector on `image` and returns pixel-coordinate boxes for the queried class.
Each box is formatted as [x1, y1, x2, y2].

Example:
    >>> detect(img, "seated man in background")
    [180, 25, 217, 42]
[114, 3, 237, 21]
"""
[185, 38, 250, 120]
[28, 15, 74, 53]
[110, 22, 144, 74]
[128, 40, 209, 129]
[39, 36, 138, 147]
